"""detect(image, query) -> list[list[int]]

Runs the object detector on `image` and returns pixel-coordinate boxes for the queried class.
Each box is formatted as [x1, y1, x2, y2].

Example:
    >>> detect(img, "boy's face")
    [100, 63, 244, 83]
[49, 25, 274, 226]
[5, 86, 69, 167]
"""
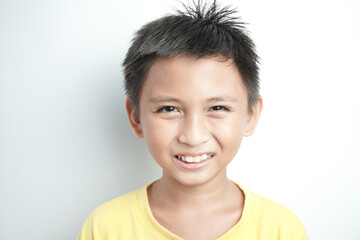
[126, 55, 262, 186]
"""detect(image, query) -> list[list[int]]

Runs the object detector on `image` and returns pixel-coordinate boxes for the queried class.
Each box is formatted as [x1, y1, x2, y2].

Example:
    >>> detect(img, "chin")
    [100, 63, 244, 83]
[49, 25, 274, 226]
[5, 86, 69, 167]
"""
[171, 171, 225, 187]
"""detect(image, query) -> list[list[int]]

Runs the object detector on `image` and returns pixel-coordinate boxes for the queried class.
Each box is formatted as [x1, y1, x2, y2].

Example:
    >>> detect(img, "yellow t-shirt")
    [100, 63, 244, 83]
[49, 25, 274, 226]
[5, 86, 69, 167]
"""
[77, 183, 308, 239]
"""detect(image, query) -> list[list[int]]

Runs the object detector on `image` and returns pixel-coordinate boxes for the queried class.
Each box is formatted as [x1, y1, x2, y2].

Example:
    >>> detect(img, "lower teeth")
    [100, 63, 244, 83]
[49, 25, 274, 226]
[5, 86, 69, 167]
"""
[176, 154, 213, 163]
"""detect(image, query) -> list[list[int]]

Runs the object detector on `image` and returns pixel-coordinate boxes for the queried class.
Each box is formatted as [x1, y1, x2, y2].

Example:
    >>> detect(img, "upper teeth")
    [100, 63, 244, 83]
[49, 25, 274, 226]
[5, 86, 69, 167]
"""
[177, 153, 214, 163]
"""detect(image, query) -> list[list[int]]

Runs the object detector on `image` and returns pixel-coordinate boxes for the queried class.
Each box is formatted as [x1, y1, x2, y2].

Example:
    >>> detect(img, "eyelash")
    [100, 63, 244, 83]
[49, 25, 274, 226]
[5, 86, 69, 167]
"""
[156, 106, 178, 113]
[155, 105, 230, 113]
[210, 106, 230, 112]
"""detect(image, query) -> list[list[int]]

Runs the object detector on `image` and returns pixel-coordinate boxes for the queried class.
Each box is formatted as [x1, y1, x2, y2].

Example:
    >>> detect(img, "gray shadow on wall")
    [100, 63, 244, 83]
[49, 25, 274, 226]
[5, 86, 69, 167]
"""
[116, 94, 162, 191]
[93, 72, 162, 196]
[69, 71, 161, 240]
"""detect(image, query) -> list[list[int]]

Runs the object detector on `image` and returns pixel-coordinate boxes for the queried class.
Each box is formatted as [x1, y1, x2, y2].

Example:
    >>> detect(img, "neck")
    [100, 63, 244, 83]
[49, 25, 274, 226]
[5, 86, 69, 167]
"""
[148, 172, 241, 211]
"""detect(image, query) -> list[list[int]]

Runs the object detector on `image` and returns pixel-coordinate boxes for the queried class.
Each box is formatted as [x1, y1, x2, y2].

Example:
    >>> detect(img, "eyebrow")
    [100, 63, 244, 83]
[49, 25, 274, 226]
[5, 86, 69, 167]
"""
[207, 96, 238, 102]
[148, 97, 181, 103]
[148, 95, 238, 104]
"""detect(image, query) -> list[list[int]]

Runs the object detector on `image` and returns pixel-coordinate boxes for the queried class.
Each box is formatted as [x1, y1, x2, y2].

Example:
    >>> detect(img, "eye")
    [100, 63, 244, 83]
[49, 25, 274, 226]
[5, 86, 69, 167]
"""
[156, 106, 179, 113]
[210, 105, 230, 112]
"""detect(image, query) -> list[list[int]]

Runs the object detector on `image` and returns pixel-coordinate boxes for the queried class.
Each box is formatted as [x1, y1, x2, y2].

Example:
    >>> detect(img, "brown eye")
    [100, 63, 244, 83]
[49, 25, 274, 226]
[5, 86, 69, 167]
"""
[210, 106, 230, 111]
[156, 106, 178, 113]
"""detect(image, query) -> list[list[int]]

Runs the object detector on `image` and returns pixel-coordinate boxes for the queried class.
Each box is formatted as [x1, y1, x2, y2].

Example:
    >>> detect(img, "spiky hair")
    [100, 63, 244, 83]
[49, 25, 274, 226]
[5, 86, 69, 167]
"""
[123, 0, 260, 115]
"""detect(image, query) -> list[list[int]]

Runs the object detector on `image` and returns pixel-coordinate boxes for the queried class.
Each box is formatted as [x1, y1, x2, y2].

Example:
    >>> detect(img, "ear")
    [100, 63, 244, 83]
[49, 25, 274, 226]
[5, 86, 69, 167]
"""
[125, 98, 144, 138]
[244, 97, 263, 137]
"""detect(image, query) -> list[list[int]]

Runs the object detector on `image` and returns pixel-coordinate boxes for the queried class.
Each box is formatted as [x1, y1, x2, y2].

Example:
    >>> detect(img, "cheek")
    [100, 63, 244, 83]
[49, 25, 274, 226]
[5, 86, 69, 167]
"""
[209, 117, 245, 151]
[141, 117, 178, 153]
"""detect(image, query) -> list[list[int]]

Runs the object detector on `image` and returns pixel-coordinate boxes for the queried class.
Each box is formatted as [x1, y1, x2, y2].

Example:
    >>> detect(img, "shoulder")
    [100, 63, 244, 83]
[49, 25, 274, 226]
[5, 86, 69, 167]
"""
[249, 191, 297, 217]
[241, 188, 308, 239]
[92, 189, 137, 218]
[77, 188, 143, 240]
[87, 187, 143, 228]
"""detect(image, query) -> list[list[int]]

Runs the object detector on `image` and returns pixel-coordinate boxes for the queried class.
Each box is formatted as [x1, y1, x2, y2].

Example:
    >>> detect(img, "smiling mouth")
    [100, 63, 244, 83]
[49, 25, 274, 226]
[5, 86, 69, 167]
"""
[175, 153, 215, 163]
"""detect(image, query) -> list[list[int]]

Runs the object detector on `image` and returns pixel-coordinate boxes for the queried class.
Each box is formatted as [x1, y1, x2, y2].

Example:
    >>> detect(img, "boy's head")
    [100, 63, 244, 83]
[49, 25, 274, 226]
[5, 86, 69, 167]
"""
[123, 0, 260, 116]
[123, 1, 262, 185]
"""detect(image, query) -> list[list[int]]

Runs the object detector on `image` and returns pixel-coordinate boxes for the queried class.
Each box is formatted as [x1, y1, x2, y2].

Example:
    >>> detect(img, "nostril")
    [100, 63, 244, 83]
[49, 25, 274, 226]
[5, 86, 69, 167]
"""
[178, 117, 210, 146]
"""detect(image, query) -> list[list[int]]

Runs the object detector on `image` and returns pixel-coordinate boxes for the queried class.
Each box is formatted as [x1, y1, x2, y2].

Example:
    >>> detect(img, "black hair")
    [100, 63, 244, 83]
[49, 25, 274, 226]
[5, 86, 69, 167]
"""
[123, 0, 260, 115]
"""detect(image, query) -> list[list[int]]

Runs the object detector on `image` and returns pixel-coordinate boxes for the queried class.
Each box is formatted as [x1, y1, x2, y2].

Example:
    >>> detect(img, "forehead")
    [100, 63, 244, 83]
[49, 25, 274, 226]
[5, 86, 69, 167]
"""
[145, 55, 244, 91]
[149, 54, 240, 77]
[138, 55, 248, 108]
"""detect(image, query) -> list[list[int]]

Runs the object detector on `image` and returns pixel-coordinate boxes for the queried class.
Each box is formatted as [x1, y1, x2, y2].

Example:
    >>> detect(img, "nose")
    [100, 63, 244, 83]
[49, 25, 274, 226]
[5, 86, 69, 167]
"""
[178, 113, 210, 146]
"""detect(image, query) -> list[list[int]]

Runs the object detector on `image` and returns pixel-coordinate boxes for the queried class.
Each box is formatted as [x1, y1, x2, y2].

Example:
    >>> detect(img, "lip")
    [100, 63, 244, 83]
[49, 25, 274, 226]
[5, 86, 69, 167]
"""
[173, 153, 214, 170]
[175, 152, 213, 157]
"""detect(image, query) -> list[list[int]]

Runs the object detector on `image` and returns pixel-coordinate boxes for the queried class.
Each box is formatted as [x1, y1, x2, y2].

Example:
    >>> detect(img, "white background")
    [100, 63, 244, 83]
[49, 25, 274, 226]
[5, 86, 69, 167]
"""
[1, 0, 359, 239]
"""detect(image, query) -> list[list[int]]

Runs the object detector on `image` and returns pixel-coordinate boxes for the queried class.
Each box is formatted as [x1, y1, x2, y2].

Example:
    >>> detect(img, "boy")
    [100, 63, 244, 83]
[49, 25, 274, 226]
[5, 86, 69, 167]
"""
[77, 1, 308, 239]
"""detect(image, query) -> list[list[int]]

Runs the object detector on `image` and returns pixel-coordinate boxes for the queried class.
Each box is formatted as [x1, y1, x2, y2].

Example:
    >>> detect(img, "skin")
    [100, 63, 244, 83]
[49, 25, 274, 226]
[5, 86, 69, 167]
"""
[126, 55, 262, 240]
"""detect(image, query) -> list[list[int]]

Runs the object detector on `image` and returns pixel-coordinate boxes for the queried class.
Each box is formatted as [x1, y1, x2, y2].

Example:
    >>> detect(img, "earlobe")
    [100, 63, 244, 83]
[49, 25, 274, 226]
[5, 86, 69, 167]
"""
[244, 97, 263, 137]
[125, 98, 144, 138]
